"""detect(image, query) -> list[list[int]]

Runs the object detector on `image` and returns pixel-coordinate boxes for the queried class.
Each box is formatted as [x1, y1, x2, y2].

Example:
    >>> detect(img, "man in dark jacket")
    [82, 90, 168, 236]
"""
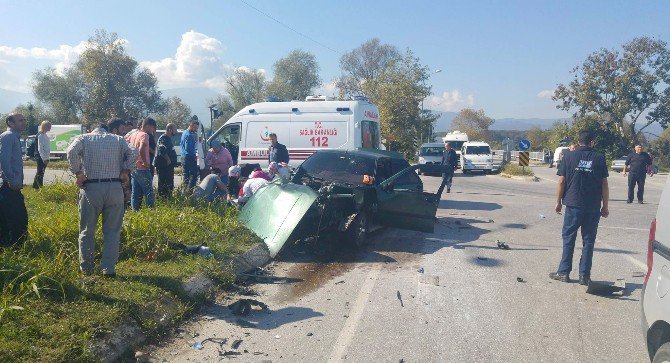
[155, 123, 178, 198]
[268, 133, 289, 164]
[436, 142, 459, 196]
[0, 113, 28, 247]
[623, 144, 652, 204]
[550, 130, 609, 286]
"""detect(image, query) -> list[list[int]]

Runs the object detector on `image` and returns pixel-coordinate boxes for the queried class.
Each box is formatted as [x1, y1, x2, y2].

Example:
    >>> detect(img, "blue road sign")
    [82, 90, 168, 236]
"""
[518, 139, 531, 151]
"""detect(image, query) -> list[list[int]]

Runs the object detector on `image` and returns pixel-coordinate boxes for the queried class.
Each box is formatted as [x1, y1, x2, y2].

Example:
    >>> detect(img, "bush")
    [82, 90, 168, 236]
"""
[0, 182, 260, 361]
[502, 163, 535, 176]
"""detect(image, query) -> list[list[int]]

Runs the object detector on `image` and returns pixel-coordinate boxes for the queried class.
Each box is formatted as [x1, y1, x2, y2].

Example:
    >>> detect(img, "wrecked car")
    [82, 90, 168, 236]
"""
[238, 149, 440, 258]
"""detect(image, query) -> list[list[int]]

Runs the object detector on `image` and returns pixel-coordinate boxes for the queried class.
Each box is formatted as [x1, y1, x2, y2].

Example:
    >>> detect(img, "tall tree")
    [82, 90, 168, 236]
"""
[363, 50, 436, 157]
[554, 37, 670, 146]
[153, 96, 192, 129]
[337, 38, 401, 98]
[449, 108, 495, 142]
[208, 94, 237, 131]
[266, 50, 321, 100]
[225, 68, 267, 110]
[32, 29, 164, 125]
[525, 126, 549, 151]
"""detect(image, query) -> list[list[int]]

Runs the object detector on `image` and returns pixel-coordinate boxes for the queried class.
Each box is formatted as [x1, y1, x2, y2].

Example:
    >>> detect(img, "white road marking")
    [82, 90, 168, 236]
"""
[328, 265, 381, 362]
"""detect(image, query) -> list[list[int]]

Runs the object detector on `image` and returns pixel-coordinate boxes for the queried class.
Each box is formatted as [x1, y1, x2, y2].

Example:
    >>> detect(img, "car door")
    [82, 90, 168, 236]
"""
[375, 164, 439, 233]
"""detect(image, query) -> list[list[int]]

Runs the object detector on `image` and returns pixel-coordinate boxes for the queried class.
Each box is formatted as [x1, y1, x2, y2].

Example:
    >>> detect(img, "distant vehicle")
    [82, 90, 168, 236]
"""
[641, 174, 670, 362]
[442, 131, 469, 169]
[238, 148, 440, 257]
[20, 138, 26, 156]
[27, 124, 84, 160]
[155, 129, 183, 165]
[612, 155, 659, 174]
[460, 141, 499, 174]
[209, 96, 383, 168]
[550, 146, 570, 168]
[417, 142, 445, 175]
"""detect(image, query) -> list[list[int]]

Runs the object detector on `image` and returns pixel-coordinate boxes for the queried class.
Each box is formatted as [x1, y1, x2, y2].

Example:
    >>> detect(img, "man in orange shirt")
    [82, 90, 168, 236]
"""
[127, 117, 156, 210]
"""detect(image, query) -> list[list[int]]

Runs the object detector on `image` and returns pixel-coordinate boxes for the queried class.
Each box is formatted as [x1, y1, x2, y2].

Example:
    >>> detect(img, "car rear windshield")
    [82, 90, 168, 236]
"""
[465, 146, 491, 155]
[420, 147, 444, 156]
[300, 152, 377, 185]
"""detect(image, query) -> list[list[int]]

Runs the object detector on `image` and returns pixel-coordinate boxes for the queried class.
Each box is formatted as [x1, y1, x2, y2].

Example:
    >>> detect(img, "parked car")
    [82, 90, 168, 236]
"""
[238, 148, 440, 257]
[641, 175, 670, 362]
[612, 155, 659, 174]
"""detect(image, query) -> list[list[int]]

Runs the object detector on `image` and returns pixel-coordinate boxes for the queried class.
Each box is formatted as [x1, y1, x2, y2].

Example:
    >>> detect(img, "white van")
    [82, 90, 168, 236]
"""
[461, 141, 498, 174]
[551, 146, 570, 168]
[208, 97, 382, 167]
[155, 129, 183, 164]
[442, 131, 469, 169]
[417, 142, 445, 175]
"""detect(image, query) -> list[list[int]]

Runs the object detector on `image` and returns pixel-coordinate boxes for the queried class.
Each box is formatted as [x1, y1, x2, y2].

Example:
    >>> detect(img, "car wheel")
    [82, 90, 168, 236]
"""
[346, 212, 368, 249]
[653, 342, 670, 363]
[462, 169, 468, 174]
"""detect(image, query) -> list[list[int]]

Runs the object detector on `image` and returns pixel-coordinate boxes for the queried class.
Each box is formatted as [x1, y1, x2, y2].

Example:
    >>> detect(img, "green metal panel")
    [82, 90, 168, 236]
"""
[238, 181, 318, 258]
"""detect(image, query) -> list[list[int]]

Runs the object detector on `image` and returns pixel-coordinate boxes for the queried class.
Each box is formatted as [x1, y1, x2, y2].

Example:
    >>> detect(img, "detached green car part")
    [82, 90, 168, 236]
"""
[239, 149, 440, 258]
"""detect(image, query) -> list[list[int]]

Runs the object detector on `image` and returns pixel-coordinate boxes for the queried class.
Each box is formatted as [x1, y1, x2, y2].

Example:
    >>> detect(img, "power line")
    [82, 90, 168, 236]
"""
[238, 0, 339, 54]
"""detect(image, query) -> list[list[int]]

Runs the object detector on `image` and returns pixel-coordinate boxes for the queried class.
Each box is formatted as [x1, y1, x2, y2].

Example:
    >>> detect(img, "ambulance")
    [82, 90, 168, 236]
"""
[208, 96, 383, 167]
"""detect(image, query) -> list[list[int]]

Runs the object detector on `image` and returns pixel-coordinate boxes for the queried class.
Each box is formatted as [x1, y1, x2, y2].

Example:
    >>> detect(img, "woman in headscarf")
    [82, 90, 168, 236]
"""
[206, 139, 234, 184]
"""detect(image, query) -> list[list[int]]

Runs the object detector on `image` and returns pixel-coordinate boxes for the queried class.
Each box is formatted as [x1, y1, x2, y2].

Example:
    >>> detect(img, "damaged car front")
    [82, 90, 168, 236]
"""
[238, 149, 440, 258]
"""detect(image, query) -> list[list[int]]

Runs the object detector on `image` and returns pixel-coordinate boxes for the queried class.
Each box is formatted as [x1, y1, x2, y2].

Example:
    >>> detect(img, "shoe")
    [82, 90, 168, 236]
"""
[638, 200, 644, 204]
[626, 200, 632, 204]
[447, 188, 451, 193]
[579, 275, 591, 286]
[549, 272, 569, 282]
[102, 273, 116, 278]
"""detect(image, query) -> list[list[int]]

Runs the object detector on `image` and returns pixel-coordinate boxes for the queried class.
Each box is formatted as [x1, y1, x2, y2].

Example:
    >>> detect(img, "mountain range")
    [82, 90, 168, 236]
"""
[431, 111, 566, 132]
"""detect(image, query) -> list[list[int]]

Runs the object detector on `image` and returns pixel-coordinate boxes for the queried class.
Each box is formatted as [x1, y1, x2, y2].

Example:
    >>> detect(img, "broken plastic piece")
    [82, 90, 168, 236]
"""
[228, 299, 269, 316]
[417, 267, 424, 273]
[307, 332, 314, 336]
[539, 214, 546, 219]
[192, 341, 204, 350]
[516, 277, 525, 283]
[496, 240, 511, 250]
[231, 339, 243, 350]
[396, 290, 404, 307]
[477, 256, 488, 261]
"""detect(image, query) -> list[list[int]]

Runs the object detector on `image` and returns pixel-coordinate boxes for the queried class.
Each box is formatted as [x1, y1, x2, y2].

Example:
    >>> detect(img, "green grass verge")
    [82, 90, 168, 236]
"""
[23, 159, 72, 170]
[501, 163, 535, 176]
[0, 183, 260, 362]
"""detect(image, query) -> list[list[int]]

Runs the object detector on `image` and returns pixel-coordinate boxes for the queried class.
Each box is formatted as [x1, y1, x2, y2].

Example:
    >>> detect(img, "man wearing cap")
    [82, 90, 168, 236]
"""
[206, 139, 234, 184]
[127, 117, 157, 210]
[67, 120, 135, 277]
[181, 118, 200, 189]
[0, 113, 29, 247]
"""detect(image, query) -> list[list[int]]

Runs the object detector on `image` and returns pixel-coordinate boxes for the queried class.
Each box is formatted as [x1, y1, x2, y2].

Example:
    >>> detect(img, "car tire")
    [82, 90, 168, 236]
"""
[653, 342, 670, 363]
[462, 169, 468, 174]
[346, 212, 368, 249]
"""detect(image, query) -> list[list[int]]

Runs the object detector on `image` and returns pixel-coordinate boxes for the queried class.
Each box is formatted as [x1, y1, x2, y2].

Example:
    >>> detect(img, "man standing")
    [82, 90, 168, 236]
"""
[67, 121, 135, 276]
[0, 113, 28, 247]
[550, 130, 609, 286]
[623, 144, 652, 204]
[155, 123, 178, 198]
[436, 142, 458, 196]
[33, 120, 52, 189]
[127, 118, 156, 210]
[268, 133, 289, 164]
[181, 118, 199, 189]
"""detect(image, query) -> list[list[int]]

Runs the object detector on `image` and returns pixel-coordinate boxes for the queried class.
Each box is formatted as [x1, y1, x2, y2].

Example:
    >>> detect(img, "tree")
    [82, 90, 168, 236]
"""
[651, 127, 670, 171]
[336, 38, 401, 98]
[554, 37, 670, 147]
[153, 96, 192, 129]
[449, 108, 495, 142]
[547, 120, 571, 150]
[32, 29, 165, 125]
[225, 67, 267, 110]
[266, 50, 321, 100]
[363, 50, 436, 157]
[525, 127, 549, 151]
[11, 103, 52, 137]
[208, 94, 237, 131]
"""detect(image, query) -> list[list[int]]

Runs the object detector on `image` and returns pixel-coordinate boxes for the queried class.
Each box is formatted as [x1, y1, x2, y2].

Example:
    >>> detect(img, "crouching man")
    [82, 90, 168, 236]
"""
[192, 168, 228, 203]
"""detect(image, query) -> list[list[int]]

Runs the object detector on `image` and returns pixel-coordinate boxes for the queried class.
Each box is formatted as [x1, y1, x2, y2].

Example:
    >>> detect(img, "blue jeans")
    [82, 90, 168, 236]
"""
[183, 155, 198, 189]
[131, 170, 154, 210]
[208, 189, 227, 202]
[557, 206, 601, 277]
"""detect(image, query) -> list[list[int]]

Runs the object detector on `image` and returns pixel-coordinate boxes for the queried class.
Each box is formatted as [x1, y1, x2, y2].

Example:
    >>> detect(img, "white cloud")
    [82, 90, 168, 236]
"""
[313, 80, 337, 97]
[537, 89, 555, 99]
[141, 31, 233, 90]
[424, 90, 475, 112]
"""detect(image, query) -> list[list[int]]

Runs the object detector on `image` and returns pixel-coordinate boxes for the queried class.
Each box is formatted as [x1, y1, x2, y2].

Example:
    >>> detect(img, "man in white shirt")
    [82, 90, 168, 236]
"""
[33, 120, 52, 189]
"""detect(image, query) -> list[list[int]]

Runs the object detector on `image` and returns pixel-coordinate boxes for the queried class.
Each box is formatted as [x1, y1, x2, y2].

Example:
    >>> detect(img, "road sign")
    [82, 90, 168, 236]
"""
[518, 151, 530, 166]
[518, 139, 531, 151]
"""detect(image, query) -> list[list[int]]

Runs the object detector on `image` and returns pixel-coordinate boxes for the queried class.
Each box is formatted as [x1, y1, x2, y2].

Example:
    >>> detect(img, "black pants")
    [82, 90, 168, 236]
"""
[628, 173, 646, 202]
[33, 157, 47, 189]
[157, 167, 175, 198]
[0, 184, 28, 247]
[436, 168, 455, 197]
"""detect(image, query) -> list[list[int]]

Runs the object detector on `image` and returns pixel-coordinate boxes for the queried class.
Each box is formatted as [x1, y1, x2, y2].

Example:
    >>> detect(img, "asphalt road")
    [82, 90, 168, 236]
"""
[29, 166, 666, 362]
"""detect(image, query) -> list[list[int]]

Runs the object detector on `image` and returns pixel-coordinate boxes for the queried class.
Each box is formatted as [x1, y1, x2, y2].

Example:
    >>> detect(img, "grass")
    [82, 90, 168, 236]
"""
[501, 163, 535, 176]
[0, 182, 260, 362]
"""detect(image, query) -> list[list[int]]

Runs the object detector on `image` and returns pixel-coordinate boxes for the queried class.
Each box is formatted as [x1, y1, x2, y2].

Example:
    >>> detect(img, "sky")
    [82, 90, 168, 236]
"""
[1, 0, 669, 120]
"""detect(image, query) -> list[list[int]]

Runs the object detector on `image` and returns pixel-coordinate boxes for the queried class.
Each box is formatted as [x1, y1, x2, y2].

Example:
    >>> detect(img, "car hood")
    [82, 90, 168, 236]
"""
[238, 181, 319, 258]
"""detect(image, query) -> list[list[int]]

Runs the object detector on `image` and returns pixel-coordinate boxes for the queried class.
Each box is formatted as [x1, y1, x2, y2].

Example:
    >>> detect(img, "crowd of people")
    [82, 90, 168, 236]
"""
[0, 112, 290, 277]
